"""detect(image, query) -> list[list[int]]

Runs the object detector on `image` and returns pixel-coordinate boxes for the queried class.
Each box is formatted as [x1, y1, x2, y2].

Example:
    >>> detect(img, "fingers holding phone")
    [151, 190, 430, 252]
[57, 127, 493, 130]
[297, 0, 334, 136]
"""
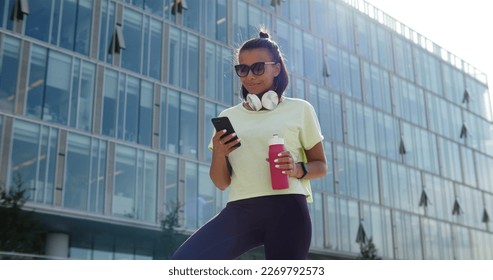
[211, 117, 241, 156]
[212, 129, 241, 156]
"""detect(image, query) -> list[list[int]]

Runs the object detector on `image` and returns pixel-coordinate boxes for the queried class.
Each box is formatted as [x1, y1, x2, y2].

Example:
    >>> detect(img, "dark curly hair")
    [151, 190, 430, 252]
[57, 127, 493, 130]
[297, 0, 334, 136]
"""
[236, 29, 289, 99]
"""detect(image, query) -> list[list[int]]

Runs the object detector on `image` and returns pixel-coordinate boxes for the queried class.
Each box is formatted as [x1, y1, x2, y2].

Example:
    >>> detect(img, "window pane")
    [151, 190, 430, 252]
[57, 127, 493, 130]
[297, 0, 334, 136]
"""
[60, 0, 78, 51]
[166, 90, 180, 153]
[45, 51, 72, 125]
[180, 94, 198, 158]
[113, 145, 137, 218]
[185, 162, 198, 229]
[122, 8, 143, 73]
[138, 151, 157, 222]
[25, 0, 53, 42]
[124, 77, 139, 143]
[148, 18, 162, 80]
[102, 69, 118, 137]
[0, 36, 20, 113]
[198, 164, 214, 226]
[74, 0, 93, 55]
[64, 133, 91, 211]
[98, 0, 116, 63]
[138, 81, 153, 146]
[164, 157, 178, 207]
[0, 0, 16, 30]
[168, 28, 180, 86]
[78, 62, 96, 131]
[10, 120, 57, 205]
[394, 211, 422, 259]
[26, 45, 48, 119]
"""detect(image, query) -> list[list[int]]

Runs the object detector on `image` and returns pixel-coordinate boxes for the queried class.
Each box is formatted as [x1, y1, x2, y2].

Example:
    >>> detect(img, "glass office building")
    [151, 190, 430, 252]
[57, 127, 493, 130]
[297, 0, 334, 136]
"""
[1, 0, 492, 259]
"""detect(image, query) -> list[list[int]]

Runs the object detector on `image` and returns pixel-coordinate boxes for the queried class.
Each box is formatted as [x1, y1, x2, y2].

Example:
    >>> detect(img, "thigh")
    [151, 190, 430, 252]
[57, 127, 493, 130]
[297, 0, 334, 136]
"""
[264, 195, 312, 260]
[172, 203, 263, 260]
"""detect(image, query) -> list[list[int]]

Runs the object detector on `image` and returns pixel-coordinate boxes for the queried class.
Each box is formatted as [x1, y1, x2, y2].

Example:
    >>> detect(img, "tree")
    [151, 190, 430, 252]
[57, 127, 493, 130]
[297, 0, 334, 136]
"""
[357, 237, 381, 260]
[0, 174, 46, 259]
[158, 202, 187, 259]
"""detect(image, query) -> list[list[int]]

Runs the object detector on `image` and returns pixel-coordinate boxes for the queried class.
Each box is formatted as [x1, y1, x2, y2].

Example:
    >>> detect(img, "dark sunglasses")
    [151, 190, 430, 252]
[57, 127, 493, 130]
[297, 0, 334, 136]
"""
[234, 61, 277, 77]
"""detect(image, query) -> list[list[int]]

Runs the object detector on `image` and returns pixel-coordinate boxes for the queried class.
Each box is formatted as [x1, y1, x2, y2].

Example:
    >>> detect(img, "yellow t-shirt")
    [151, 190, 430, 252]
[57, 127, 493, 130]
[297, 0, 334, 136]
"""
[208, 97, 324, 203]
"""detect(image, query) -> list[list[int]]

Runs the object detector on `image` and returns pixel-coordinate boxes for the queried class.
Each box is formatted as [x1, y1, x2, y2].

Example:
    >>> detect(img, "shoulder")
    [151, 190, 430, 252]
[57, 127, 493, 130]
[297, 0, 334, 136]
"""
[282, 97, 315, 110]
[219, 103, 244, 117]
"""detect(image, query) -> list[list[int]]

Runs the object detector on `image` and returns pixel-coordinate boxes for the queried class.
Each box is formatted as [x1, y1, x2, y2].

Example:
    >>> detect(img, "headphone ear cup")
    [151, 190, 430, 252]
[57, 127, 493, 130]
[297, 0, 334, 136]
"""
[261, 90, 279, 110]
[246, 94, 262, 111]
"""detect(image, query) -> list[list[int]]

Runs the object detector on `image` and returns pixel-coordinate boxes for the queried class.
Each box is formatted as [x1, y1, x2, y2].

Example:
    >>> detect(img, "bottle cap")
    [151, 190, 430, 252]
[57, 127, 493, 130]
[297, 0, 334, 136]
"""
[268, 134, 284, 145]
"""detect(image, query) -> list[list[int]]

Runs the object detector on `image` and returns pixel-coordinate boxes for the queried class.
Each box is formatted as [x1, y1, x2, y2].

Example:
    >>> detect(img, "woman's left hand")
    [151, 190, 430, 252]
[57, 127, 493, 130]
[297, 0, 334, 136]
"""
[272, 151, 300, 178]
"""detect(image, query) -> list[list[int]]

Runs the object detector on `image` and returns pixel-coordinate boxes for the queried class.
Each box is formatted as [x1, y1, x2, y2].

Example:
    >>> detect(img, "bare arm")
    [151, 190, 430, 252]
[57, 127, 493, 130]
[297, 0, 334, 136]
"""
[209, 130, 241, 190]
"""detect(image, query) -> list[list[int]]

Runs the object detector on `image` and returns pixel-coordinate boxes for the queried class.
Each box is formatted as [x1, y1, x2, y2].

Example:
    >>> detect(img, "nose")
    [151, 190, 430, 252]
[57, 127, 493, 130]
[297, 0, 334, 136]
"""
[245, 69, 256, 79]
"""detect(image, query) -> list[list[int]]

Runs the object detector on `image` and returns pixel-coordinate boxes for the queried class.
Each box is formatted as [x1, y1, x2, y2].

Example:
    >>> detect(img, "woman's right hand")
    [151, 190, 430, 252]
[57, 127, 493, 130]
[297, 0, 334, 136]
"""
[212, 130, 241, 157]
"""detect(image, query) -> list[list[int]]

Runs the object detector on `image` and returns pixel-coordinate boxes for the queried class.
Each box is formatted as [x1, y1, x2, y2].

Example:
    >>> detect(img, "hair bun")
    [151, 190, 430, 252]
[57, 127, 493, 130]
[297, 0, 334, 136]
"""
[259, 31, 269, 39]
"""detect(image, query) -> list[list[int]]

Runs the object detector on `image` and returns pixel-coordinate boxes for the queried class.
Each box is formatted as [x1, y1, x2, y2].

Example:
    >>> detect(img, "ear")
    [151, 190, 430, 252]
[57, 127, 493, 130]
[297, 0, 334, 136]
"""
[273, 63, 281, 77]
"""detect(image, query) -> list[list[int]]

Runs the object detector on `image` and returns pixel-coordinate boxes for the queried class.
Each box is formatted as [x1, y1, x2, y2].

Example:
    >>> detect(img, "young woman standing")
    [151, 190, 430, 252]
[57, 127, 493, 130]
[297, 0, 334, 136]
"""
[172, 29, 327, 260]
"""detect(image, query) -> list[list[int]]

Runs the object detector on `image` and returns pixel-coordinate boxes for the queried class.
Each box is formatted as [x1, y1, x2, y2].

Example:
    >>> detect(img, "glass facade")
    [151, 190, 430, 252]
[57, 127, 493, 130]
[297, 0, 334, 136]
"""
[1, 0, 493, 260]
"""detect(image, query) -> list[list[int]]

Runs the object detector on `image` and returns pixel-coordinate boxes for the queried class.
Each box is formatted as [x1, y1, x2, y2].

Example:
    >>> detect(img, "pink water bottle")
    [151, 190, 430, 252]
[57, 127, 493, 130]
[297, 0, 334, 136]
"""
[268, 134, 289, 190]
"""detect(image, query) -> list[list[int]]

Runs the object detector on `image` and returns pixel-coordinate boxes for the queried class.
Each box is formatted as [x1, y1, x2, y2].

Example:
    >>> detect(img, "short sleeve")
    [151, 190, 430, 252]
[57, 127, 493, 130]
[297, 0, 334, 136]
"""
[300, 101, 324, 150]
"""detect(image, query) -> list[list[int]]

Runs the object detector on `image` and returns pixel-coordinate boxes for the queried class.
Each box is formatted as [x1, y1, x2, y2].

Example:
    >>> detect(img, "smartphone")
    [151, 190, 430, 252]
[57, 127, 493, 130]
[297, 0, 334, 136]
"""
[211, 117, 241, 148]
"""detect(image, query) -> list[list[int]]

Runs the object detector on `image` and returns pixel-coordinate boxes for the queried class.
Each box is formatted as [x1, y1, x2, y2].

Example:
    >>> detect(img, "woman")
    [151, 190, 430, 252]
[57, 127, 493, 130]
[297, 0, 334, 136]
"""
[172, 29, 327, 260]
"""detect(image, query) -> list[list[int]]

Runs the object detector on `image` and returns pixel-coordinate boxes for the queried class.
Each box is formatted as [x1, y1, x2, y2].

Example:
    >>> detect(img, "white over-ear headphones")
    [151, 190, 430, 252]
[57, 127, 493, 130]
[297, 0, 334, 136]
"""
[246, 90, 279, 111]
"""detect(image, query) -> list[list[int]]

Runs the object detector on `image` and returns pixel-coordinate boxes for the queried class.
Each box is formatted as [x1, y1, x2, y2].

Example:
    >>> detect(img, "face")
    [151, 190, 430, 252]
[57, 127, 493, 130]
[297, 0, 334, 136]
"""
[237, 48, 280, 95]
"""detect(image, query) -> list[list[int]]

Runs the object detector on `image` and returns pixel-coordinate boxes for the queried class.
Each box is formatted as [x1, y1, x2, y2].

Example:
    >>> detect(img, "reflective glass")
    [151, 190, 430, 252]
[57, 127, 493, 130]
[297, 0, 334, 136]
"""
[45, 51, 72, 125]
[308, 192, 324, 249]
[73, 61, 96, 131]
[168, 28, 180, 86]
[361, 204, 393, 258]
[64, 133, 91, 211]
[102, 69, 118, 137]
[26, 45, 48, 119]
[124, 77, 139, 142]
[185, 161, 198, 229]
[394, 211, 422, 259]
[140, 151, 157, 222]
[205, 42, 233, 103]
[363, 62, 391, 113]
[25, 0, 92, 55]
[0, 0, 15, 30]
[113, 145, 137, 218]
[122, 8, 143, 73]
[393, 37, 414, 81]
[422, 218, 453, 259]
[161, 89, 180, 153]
[138, 81, 153, 146]
[164, 156, 178, 207]
[303, 33, 323, 83]
[198, 164, 215, 226]
[148, 18, 162, 80]
[423, 173, 455, 222]
[74, 0, 93, 55]
[10, 120, 57, 205]
[184, 34, 199, 92]
[98, 0, 116, 63]
[25, 0, 53, 42]
[179, 94, 198, 158]
[0, 36, 20, 113]
[380, 160, 423, 215]
[64, 133, 105, 213]
[60, 0, 78, 51]
[415, 49, 443, 95]
[455, 184, 483, 229]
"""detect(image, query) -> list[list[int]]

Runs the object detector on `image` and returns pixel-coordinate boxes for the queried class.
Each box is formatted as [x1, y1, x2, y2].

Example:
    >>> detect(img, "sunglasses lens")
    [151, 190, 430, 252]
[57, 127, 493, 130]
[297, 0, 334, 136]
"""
[251, 62, 265, 75]
[235, 65, 249, 77]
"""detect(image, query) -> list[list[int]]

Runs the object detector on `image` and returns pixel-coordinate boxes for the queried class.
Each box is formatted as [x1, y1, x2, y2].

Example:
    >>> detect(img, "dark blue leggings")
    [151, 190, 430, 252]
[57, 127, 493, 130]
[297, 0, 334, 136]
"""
[172, 194, 312, 260]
